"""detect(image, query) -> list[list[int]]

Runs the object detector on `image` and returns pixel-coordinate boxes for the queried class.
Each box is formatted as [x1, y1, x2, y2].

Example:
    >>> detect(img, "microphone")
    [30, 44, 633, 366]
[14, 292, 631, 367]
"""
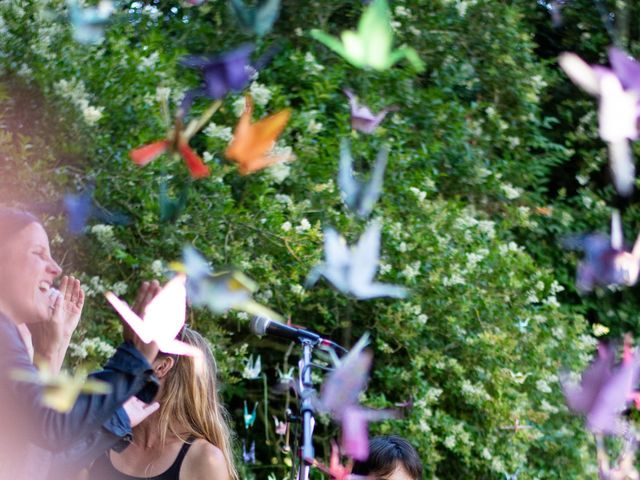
[250, 316, 322, 344]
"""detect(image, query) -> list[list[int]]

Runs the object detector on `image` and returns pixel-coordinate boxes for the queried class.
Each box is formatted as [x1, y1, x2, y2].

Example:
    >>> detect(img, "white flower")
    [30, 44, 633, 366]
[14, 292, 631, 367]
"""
[394, 5, 411, 17]
[156, 86, 171, 103]
[308, 118, 323, 134]
[281, 221, 292, 232]
[304, 52, 324, 74]
[443, 435, 456, 449]
[401, 261, 421, 280]
[417, 314, 428, 325]
[204, 122, 233, 141]
[544, 295, 560, 308]
[111, 281, 128, 296]
[290, 284, 305, 296]
[138, 51, 159, 71]
[536, 379, 552, 394]
[237, 312, 249, 321]
[576, 174, 589, 186]
[501, 183, 522, 200]
[267, 160, 291, 184]
[232, 96, 247, 116]
[296, 218, 311, 233]
[409, 187, 427, 202]
[379, 263, 392, 274]
[249, 81, 272, 106]
[275, 194, 292, 205]
[82, 105, 103, 125]
[442, 272, 465, 287]
[151, 260, 164, 276]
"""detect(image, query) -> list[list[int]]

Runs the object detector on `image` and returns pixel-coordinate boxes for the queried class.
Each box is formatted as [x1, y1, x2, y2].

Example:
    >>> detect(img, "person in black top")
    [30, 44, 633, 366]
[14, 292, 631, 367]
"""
[351, 436, 423, 480]
[86, 327, 237, 480]
[0, 207, 160, 480]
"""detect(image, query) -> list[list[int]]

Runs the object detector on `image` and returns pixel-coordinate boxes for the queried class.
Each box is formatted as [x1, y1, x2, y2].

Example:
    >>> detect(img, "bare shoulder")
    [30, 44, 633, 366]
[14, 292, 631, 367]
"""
[182, 438, 229, 480]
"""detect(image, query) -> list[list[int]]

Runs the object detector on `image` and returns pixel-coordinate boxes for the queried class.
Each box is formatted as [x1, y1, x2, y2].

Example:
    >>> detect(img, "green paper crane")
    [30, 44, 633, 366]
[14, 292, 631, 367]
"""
[310, 0, 425, 72]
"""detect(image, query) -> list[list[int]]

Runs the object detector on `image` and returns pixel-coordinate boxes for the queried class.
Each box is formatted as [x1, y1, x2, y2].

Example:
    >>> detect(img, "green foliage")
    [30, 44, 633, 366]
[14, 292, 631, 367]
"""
[3, 0, 632, 477]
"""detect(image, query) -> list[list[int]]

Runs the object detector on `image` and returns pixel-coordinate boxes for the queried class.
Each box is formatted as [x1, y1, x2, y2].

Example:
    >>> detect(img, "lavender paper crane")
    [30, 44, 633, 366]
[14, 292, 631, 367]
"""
[317, 335, 399, 460]
[305, 222, 408, 300]
[338, 139, 388, 219]
[561, 340, 640, 435]
[343, 89, 398, 134]
[559, 48, 640, 196]
[564, 210, 640, 292]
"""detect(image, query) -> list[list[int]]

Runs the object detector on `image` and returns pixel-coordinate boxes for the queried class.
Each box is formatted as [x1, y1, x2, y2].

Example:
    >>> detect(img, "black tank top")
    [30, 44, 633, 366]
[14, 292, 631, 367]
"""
[89, 439, 195, 480]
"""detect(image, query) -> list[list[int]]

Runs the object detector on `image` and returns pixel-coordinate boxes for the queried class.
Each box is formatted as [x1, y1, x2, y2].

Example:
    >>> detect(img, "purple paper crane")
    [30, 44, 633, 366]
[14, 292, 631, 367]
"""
[561, 339, 640, 435]
[343, 89, 398, 134]
[179, 44, 255, 114]
[559, 48, 640, 196]
[564, 210, 640, 292]
[317, 335, 398, 461]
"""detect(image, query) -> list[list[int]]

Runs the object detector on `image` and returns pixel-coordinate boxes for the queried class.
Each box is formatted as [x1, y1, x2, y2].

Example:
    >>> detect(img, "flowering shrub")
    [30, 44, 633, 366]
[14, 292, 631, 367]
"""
[1, 0, 631, 477]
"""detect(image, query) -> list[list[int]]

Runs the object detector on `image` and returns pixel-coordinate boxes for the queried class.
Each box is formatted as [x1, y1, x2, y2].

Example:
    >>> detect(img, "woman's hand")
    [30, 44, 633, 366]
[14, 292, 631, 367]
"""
[123, 280, 161, 364]
[29, 276, 85, 373]
[122, 396, 160, 428]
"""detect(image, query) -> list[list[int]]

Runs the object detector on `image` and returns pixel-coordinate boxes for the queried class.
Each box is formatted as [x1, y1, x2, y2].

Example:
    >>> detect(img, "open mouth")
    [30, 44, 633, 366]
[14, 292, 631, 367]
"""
[38, 281, 60, 301]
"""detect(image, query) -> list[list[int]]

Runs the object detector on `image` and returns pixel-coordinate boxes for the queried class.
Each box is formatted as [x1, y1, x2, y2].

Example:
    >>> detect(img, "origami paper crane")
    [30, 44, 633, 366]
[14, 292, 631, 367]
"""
[179, 43, 279, 113]
[10, 363, 111, 413]
[106, 274, 202, 358]
[310, 0, 424, 72]
[130, 100, 221, 179]
[559, 48, 640, 196]
[306, 222, 408, 299]
[225, 94, 292, 175]
[229, 0, 281, 36]
[343, 89, 398, 133]
[564, 210, 640, 292]
[242, 354, 262, 380]
[158, 179, 189, 224]
[561, 339, 640, 435]
[244, 400, 258, 429]
[273, 416, 287, 435]
[317, 335, 398, 460]
[338, 139, 388, 218]
[63, 186, 130, 234]
[67, 0, 114, 45]
[242, 439, 256, 463]
[176, 245, 283, 321]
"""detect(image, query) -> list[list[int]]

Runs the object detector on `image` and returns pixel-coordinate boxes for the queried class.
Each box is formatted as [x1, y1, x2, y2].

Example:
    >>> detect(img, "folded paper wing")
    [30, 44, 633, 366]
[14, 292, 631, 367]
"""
[106, 274, 201, 358]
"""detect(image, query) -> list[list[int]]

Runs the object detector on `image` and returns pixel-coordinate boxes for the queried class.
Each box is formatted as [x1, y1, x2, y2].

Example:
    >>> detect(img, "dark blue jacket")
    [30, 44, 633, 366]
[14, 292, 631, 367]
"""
[0, 312, 159, 480]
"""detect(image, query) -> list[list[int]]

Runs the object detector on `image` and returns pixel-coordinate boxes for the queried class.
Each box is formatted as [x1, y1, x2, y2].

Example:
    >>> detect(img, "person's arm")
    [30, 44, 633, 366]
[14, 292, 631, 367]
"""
[0, 317, 158, 453]
[182, 441, 231, 480]
[46, 399, 160, 479]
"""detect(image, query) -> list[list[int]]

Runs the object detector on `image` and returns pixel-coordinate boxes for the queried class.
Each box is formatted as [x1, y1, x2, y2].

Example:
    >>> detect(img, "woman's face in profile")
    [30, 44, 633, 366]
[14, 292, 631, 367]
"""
[0, 222, 62, 323]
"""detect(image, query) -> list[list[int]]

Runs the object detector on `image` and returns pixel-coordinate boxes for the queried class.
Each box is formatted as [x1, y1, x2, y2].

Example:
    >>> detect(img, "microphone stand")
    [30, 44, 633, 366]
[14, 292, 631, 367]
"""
[296, 338, 316, 480]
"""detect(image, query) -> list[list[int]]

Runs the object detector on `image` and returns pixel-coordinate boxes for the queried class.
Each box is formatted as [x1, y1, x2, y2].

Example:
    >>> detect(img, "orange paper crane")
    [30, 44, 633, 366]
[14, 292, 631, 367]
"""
[130, 100, 222, 179]
[225, 94, 292, 175]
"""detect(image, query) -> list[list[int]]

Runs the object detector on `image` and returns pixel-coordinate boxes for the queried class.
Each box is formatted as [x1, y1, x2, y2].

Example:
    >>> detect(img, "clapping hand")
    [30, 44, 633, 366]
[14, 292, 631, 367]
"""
[30, 276, 85, 373]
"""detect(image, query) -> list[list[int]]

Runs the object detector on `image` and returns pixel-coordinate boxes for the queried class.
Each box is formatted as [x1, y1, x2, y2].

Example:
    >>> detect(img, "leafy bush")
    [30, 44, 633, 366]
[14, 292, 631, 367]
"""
[3, 0, 632, 477]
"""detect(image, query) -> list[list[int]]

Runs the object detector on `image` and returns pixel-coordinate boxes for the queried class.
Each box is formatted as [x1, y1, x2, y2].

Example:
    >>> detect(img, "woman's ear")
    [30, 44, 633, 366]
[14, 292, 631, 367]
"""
[153, 356, 176, 379]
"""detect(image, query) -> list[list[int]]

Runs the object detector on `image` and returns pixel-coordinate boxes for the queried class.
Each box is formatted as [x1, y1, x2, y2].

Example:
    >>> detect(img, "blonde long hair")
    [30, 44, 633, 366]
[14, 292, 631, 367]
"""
[156, 328, 238, 480]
